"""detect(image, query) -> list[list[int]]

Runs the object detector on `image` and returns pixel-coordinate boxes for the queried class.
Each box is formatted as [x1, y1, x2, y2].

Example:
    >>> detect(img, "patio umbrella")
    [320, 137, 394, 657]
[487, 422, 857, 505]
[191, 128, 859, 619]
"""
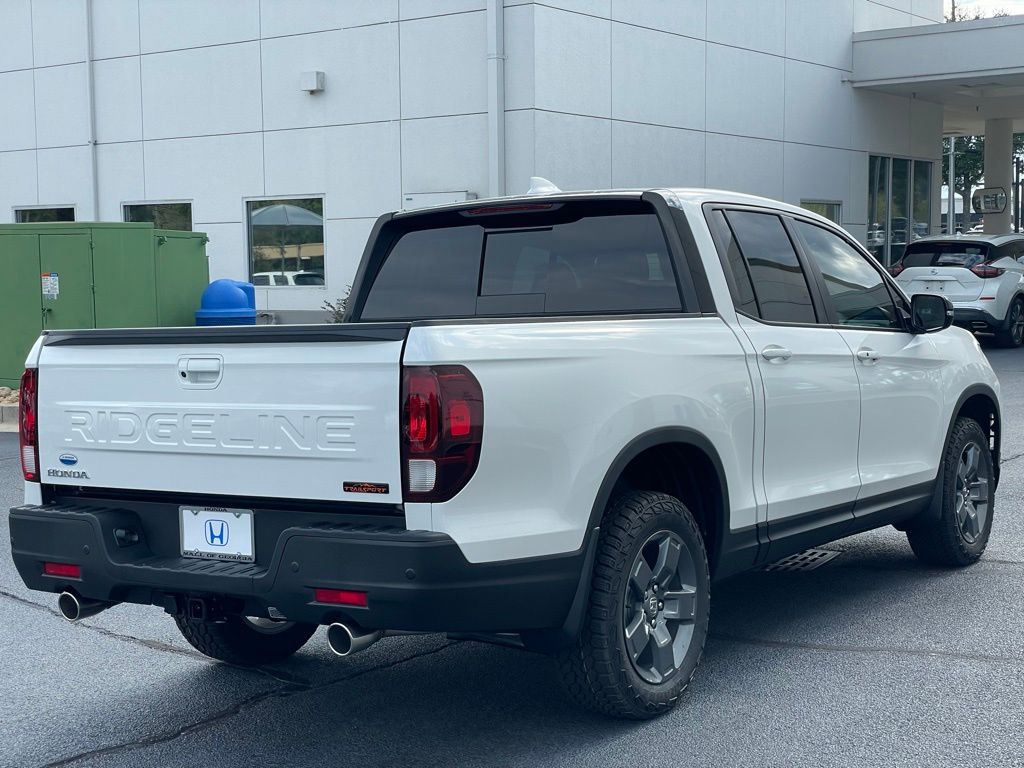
[250, 204, 324, 274]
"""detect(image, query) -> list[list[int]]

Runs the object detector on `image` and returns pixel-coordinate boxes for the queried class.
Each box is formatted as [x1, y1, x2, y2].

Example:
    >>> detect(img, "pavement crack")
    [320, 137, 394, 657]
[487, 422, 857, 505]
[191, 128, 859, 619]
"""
[38, 640, 460, 768]
[711, 632, 1024, 667]
[1000, 451, 1024, 465]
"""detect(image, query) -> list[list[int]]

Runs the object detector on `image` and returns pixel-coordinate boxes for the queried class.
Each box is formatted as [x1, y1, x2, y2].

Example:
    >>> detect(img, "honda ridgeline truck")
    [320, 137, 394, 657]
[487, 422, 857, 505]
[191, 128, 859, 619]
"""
[11, 186, 1000, 719]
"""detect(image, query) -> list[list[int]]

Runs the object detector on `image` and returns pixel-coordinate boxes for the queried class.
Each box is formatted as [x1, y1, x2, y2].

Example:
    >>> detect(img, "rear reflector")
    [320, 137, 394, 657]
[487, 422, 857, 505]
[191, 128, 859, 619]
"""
[43, 562, 81, 578]
[314, 588, 368, 607]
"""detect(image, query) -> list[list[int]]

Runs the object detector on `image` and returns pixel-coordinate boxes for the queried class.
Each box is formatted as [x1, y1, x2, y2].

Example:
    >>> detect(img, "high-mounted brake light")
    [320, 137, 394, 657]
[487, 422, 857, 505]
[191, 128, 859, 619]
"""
[19, 368, 39, 482]
[971, 265, 1005, 278]
[460, 203, 555, 216]
[401, 365, 483, 503]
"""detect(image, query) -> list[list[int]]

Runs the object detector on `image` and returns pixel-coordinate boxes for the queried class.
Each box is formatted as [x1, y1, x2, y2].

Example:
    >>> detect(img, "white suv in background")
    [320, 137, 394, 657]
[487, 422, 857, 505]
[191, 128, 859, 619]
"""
[890, 234, 1024, 347]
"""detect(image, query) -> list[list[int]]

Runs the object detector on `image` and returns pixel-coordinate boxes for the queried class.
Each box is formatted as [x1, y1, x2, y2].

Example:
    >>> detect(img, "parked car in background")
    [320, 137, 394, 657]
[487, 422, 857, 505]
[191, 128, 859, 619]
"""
[890, 234, 1024, 346]
[251, 271, 325, 286]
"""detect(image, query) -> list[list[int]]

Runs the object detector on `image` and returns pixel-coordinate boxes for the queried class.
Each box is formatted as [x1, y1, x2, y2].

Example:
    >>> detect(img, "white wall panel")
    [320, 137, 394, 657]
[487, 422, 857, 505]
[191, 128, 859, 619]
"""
[144, 133, 264, 223]
[911, 0, 943, 22]
[706, 45, 783, 140]
[0, 0, 33, 72]
[611, 0, 704, 37]
[141, 43, 262, 139]
[534, 6, 610, 117]
[847, 150, 869, 225]
[783, 143, 850, 209]
[528, 0, 610, 16]
[96, 141, 145, 220]
[612, 24, 704, 130]
[260, 25, 399, 131]
[259, 0, 397, 37]
[35, 64, 90, 148]
[196, 222, 248, 282]
[400, 0, 485, 18]
[504, 4, 535, 110]
[786, 0, 854, 71]
[91, 0, 140, 59]
[401, 113, 489, 197]
[31, 0, 87, 67]
[504, 109, 535, 195]
[784, 60, 852, 148]
[0, 150, 37, 218]
[851, 89, 909, 156]
[93, 57, 142, 144]
[854, 0, 910, 32]
[705, 134, 783, 199]
[910, 98, 942, 159]
[139, 0, 259, 53]
[533, 111, 611, 191]
[0, 70, 36, 151]
[611, 122, 704, 188]
[263, 122, 401, 219]
[872, 0, 912, 12]
[37, 145, 91, 215]
[707, 0, 786, 56]
[401, 11, 487, 119]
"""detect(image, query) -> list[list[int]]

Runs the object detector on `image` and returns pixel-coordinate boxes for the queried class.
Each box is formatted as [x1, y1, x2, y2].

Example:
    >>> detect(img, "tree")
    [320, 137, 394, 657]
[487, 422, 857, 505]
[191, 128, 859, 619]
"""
[943, 134, 1024, 226]
[946, 1, 1007, 22]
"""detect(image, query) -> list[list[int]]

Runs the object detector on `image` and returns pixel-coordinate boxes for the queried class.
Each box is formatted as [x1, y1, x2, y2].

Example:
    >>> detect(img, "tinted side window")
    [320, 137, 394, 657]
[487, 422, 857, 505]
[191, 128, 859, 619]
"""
[707, 209, 759, 317]
[725, 211, 816, 324]
[794, 220, 900, 329]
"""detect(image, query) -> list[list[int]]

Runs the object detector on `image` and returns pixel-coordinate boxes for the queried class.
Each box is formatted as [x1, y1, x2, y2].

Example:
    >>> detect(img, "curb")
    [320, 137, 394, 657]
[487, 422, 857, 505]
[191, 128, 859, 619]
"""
[0, 404, 17, 424]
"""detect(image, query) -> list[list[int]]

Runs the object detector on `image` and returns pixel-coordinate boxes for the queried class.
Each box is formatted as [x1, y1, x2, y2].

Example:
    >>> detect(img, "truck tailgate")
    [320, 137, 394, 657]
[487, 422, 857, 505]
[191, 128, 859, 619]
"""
[34, 325, 408, 504]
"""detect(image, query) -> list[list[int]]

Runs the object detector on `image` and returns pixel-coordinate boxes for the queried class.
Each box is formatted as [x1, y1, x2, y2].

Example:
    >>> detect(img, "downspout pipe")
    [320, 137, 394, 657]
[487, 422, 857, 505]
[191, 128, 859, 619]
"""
[486, 0, 506, 198]
[84, 0, 100, 220]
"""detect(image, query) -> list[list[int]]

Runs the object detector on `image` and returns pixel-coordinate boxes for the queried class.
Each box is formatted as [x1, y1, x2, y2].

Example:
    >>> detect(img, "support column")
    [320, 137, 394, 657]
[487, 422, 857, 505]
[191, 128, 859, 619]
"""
[984, 118, 1013, 234]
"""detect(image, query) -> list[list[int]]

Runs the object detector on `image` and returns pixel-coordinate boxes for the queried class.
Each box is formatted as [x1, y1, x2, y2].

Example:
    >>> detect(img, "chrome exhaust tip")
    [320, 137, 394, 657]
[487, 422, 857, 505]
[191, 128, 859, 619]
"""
[57, 591, 112, 622]
[326, 622, 384, 657]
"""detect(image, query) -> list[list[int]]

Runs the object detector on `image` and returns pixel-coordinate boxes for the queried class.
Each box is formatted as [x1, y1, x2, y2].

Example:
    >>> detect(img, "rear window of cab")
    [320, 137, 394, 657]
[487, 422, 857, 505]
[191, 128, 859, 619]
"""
[357, 200, 689, 320]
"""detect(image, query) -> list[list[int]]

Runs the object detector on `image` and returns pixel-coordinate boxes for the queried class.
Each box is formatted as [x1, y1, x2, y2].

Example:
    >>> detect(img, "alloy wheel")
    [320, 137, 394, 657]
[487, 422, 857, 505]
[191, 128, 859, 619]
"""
[1013, 302, 1024, 345]
[622, 530, 698, 685]
[955, 441, 990, 544]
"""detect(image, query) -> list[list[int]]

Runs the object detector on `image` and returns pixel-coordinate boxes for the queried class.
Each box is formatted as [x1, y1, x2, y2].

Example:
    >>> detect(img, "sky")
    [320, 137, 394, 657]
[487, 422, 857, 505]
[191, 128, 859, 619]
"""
[945, 0, 1024, 16]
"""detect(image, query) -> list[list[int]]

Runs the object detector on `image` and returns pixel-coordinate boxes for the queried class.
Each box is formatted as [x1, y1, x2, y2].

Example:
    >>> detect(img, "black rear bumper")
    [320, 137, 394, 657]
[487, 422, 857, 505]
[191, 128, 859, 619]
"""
[9, 499, 588, 634]
[952, 307, 1003, 333]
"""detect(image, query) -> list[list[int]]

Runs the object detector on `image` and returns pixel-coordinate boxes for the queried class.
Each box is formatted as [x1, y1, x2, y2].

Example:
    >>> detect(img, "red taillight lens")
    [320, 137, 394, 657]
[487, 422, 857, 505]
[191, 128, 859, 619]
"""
[971, 265, 1005, 278]
[888, 263, 905, 277]
[401, 365, 483, 503]
[19, 368, 39, 482]
[43, 562, 81, 578]
[314, 588, 368, 607]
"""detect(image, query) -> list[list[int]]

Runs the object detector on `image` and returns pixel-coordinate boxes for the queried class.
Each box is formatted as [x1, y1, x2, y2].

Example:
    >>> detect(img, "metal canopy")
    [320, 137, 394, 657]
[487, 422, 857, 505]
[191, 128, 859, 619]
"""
[850, 15, 1024, 135]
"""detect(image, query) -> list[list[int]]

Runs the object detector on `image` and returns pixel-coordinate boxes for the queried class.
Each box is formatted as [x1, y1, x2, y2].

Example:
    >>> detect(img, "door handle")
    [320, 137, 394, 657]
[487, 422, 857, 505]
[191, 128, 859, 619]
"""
[856, 348, 881, 364]
[177, 356, 223, 388]
[760, 345, 792, 362]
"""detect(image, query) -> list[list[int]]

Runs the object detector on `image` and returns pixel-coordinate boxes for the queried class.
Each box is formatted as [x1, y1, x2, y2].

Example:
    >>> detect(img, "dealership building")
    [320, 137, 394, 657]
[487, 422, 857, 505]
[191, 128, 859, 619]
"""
[2, 0, 1024, 319]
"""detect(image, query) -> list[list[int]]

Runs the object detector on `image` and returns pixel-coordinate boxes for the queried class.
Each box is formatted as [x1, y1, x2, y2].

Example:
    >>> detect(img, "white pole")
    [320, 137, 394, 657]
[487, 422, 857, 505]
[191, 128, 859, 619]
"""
[486, 0, 506, 198]
[948, 137, 956, 234]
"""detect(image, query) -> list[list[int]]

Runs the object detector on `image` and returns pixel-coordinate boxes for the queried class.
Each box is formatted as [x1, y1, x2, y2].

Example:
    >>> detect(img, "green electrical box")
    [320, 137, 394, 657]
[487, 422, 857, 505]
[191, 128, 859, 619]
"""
[0, 222, 209, 388]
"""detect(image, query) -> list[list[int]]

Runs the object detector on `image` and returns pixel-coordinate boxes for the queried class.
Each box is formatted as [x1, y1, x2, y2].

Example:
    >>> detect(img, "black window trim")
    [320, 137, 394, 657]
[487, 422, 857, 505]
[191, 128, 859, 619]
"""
[348, 193, 706, 323]
[703, 202, 913, 334]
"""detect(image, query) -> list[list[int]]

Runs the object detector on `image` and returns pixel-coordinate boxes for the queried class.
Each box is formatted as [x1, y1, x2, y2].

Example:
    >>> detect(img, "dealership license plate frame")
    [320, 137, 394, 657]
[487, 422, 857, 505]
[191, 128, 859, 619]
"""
[180, 506, 255, 563]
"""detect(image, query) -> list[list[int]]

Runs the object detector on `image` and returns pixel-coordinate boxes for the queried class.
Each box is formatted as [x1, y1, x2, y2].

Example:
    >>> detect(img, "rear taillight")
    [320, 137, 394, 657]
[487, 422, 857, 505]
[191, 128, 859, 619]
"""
[888, 263, 905, 277]
[401, 365, 483, 503]
[19, 368, 39, 482]
[971, 265, 1005, 278]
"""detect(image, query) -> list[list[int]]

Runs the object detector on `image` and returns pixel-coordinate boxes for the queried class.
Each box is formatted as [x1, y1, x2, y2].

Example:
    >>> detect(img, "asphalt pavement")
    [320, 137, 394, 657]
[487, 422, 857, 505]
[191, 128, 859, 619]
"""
[3, 348, 1024, 767]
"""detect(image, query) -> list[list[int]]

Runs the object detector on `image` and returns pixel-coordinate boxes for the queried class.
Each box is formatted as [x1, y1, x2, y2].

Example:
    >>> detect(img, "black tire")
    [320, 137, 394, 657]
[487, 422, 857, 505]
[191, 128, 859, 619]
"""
[995, 297, 1024, 347]
[556, 491, 710, 719]
[174, 614, 317, 665]
[906, 417, 995, 566]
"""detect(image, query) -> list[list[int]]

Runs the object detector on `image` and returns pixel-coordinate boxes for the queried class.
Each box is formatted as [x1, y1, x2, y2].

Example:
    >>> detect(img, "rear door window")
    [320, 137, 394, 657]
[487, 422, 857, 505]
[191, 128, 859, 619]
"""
[901, 243, 989, 268]
[359, 203, 684, 320]
[723, 210, 817, 324]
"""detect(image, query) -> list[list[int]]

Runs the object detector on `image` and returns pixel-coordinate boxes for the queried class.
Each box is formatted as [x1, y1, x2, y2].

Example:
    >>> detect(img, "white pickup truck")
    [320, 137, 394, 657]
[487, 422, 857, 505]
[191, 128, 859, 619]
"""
[11, 187, 1001, 719]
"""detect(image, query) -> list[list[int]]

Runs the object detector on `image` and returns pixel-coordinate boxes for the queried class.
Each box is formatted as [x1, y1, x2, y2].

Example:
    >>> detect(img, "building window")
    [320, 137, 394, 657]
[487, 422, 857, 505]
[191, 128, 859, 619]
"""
[800, 200, 842, 224]
[124, 202, 193, 231]
[867, 156, 932, 266]
[247, 197, 325, 287]
[15, 207, 74, 223]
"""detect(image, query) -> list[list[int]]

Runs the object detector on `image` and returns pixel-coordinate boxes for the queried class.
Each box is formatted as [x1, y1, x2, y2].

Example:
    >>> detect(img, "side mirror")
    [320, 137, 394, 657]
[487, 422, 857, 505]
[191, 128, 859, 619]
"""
[910, 293, 953, 333]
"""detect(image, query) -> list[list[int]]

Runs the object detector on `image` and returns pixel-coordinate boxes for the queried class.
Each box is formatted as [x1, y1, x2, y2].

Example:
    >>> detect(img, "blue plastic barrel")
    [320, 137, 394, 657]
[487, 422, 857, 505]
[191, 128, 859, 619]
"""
[195, 279, 257, 326]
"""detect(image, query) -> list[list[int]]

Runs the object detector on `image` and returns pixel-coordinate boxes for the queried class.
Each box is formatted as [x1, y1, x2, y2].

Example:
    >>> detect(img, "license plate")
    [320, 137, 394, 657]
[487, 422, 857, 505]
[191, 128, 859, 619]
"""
[180, 506, 255, 563]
